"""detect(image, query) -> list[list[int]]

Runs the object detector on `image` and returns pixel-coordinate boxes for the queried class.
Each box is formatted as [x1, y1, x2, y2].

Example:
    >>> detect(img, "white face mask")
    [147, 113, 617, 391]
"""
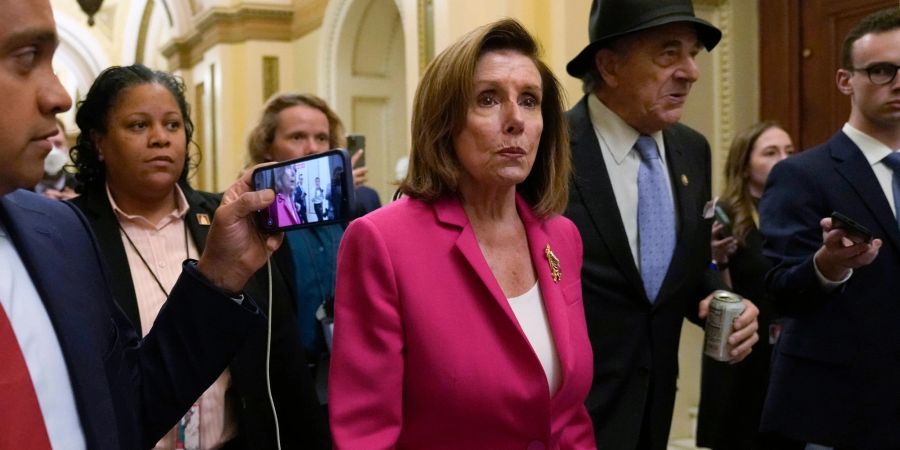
[43, 146, 69, 177]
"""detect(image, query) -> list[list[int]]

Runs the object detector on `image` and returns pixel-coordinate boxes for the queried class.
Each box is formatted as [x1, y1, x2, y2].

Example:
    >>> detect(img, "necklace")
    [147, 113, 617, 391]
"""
[117, 219, 190, 298]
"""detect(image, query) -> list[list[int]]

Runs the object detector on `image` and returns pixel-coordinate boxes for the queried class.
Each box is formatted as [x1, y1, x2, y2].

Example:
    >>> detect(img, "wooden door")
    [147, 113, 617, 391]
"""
[760, 0, 896, 151]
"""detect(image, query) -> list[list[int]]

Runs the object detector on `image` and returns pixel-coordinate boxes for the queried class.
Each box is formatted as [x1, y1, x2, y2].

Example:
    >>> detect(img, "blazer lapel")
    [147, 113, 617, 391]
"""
[0, 193, 114, 447]
[831, 132, 900, 253]
[434, 197, 522, 329]
[517, 196, 572, 395]
[72, 189, 142, 333]
[654, 127, 703, 306]
[180, 182, 216, 253]
[568, 97, 645, 295]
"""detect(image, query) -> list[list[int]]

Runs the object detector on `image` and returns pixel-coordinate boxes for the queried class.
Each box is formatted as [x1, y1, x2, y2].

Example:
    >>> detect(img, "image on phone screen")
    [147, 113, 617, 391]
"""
[252, 149, 355, 232]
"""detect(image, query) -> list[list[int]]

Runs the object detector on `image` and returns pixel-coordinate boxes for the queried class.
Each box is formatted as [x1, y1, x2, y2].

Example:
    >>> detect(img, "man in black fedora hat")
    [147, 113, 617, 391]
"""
[563, 0, 760, 448]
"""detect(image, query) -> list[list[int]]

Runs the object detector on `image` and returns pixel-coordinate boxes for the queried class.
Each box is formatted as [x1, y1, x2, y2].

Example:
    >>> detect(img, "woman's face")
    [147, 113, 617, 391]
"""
[268, 104, 330, 162]
[278, 165, 297, 193]
[747, 126, 794, 197]
[96, 82, 186, 195]
[453, 49, 543, 191]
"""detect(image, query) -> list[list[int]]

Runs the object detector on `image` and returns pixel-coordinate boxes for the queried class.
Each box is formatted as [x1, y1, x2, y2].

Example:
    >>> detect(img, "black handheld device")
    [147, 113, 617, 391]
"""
[713, 204, 732, 237]
[346, 134, 366, 168]
[252, 149, 355, 232]
[830, 211, 873, 244]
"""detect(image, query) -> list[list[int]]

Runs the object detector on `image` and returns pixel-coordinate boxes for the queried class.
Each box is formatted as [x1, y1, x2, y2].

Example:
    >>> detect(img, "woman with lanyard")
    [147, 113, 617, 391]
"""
[246, 93, 366, 407]
[69, 65, 329, 450]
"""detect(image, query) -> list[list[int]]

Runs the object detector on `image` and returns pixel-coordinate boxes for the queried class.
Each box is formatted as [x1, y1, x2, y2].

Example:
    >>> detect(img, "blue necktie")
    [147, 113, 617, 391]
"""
[636, 135, 676, 303]
[882, 151, 900, 232]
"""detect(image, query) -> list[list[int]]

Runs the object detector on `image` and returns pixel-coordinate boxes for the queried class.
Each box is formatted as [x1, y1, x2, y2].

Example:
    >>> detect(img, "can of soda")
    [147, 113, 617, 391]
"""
[704, 290, 746, 362]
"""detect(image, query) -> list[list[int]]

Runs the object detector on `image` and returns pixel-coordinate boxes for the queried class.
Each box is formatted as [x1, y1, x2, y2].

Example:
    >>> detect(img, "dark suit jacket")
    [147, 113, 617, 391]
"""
[71, 182, 330, 450]
[565, 96, 718, 450]
[759, 131, 900, 448]
[0, 189, 263, 449]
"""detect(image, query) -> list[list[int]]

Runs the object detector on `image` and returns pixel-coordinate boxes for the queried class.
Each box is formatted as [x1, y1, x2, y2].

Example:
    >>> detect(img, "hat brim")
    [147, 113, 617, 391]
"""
[566, 15, 722, 78]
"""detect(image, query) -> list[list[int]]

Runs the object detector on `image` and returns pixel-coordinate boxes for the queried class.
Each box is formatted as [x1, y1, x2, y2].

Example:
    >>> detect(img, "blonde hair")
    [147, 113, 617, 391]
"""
[721, 120, 784, 245]
[247, 93, 345, 165]
[399, 18, 570, 217]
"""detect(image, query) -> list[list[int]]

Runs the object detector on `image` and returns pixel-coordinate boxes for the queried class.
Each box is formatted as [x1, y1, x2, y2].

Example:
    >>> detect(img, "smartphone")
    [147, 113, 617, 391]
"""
[346, 134, 365, 168]
[252, 149, 355, 232]
[830, 211, 873, 244]
[713, 204, 732, 237]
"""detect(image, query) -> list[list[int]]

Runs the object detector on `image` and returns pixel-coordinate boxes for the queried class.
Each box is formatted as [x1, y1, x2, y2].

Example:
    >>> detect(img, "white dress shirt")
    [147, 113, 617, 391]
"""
[587, 94, 674, 269]
[843, 123, 898, 215]
[0, 221, 86, 448]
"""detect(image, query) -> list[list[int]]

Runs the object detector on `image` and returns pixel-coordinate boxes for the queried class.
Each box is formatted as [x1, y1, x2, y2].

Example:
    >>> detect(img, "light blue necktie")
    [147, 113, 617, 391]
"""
[883, 151, 900, 232]
[636, 135, 676, 303]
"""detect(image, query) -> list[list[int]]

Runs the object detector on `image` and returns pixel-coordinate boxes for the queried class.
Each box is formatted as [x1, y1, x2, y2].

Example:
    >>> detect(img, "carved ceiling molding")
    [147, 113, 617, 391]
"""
[162, 5, 296, 70]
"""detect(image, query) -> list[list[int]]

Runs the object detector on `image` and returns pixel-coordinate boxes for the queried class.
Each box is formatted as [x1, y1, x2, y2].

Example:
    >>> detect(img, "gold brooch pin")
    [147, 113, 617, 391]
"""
[196, 213, 211, 226]
[681, 174, 689, 186]
[545, 244, 561, 283]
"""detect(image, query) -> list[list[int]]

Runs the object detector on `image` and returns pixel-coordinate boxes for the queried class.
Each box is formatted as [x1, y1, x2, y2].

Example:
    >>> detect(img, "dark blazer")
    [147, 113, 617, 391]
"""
[565, 96, 718, 450]
[0, 189, 263, 449]
[71, 182, 330, 450]
[758, 131, 900, 448]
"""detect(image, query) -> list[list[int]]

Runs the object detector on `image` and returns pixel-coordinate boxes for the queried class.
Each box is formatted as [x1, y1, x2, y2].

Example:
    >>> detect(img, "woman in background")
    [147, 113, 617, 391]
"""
[246, 93, 356, 417]
[329, 19, 595, 449]
[696, 121, 801, 450]
[70, 64, 329, 450]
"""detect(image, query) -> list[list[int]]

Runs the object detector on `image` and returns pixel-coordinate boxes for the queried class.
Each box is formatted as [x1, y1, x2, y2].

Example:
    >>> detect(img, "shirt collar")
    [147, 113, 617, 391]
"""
[842, 123, 895, 166]
[588, 93, 665, 164]
[107, 183, 190, 229]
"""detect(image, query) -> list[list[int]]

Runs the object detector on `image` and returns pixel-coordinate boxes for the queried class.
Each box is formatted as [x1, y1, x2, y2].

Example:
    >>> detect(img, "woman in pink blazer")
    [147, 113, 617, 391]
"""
[329, 19, 595, 450]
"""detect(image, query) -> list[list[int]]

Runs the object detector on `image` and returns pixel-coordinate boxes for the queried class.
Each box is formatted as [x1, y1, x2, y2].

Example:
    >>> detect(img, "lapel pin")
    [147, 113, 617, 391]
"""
[196, 213, 211, 226]
[681, 174, 689, 186]
[545, 244, 561, 283]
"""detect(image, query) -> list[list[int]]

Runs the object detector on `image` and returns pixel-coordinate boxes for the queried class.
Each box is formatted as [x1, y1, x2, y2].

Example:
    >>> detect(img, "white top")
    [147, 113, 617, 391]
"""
[588, 94, 673, 269]
[843, 123, 898, 215]
[0, 221, 86, 448]
[507, 282, 561, 395]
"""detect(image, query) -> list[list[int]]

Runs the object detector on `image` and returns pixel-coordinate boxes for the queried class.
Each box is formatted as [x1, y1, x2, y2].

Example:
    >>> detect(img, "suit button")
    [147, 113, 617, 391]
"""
[527, 441, 546, 450]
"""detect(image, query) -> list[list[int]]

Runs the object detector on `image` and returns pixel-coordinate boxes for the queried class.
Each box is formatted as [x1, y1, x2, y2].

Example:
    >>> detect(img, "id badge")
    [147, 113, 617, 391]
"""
[176, 403, 200, 450]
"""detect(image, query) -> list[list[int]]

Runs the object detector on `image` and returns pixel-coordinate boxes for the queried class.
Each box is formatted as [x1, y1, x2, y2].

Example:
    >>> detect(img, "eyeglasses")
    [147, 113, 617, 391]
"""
[850, 63, 900, 85]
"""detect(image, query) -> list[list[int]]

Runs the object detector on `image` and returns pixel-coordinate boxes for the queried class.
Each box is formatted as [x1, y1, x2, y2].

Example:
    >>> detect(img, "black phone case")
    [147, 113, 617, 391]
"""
[830, 211, 873, 243]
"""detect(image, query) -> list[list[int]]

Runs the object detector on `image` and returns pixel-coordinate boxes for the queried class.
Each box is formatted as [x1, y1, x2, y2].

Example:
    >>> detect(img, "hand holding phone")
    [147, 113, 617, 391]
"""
[830, 211, 873, 244]
[713, 204, 732, 237]
[347, 134, 365, 168]
[252, 149, 355, 232]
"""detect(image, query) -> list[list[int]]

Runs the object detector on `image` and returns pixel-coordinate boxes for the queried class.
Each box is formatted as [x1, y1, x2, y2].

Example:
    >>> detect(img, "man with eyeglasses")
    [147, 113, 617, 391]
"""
[757, 8, 900, 449]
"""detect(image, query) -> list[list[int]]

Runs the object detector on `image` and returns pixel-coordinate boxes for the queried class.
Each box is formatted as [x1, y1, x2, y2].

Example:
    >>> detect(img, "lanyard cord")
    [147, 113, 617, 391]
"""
[117, 219, 190, 298]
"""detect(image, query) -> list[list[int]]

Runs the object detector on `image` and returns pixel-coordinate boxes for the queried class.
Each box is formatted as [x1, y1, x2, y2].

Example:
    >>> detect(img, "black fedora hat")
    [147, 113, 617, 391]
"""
[566, 0, 722, 77]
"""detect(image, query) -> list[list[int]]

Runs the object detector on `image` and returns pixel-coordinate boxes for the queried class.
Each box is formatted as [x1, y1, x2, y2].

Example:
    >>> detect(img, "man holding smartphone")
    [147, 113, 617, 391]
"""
[758, 8, 900, 448]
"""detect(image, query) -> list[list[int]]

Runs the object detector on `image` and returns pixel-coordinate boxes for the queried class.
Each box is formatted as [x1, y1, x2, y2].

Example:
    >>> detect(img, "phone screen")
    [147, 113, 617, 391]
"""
[252, 149, 355, 232]
[346, 134, 365, 167]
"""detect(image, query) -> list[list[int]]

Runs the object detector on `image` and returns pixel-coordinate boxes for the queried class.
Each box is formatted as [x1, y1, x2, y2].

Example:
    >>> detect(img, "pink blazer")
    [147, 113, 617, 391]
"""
[330, 194, 595, 450]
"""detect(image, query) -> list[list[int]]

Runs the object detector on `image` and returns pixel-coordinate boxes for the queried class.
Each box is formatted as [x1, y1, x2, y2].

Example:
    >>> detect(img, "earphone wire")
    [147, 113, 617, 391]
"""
[264, 257, 282, 450]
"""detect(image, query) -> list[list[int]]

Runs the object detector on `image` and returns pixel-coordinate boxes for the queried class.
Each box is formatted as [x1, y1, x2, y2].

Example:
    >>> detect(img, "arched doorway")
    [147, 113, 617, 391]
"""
[322, 0, 410, 203]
